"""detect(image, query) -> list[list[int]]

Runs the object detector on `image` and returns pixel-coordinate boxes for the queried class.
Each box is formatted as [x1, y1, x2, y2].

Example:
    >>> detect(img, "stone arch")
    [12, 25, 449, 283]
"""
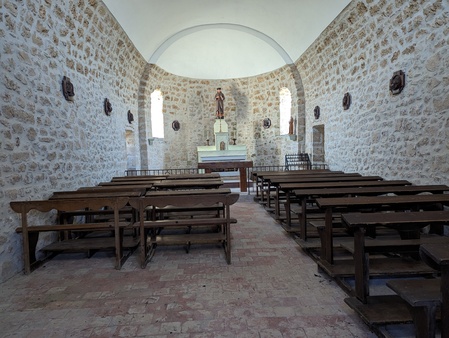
[149, 23, 294, 66]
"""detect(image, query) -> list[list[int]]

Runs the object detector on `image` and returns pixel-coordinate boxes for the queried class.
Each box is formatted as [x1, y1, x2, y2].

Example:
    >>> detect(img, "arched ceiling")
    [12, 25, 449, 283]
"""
[102, 0, 351, 79]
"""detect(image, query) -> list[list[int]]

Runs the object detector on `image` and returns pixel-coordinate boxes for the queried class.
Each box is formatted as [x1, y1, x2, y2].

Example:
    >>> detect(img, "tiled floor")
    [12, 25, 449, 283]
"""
[0, 193, 377, 338]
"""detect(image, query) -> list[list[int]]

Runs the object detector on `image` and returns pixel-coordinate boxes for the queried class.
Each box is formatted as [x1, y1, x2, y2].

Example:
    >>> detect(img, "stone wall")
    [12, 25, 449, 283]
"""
[297, 0, 449, 185]
[0, 0, 146, 281]
[138, 64, 303, 169]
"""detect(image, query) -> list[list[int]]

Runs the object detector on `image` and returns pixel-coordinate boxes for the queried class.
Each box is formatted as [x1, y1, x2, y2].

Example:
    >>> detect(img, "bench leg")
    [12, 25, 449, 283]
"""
[185, 242, 191, 253]
[225, 222, 231, 264]
[22, 231, 39, 274]
[114, 228, 124, 270]
[140, 228, 149, 269]
[408, 304, 437, 338]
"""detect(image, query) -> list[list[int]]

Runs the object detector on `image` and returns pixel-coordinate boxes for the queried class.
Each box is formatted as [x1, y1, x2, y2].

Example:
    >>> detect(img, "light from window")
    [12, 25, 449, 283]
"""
[151, 90, 164, 138]
[279, 87, 291, 135]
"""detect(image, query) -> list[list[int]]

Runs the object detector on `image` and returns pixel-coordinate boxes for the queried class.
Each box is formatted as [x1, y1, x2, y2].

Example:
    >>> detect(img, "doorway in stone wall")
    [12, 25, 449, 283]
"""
[312, 125, 325, 164]
[125, 130, 137, 170]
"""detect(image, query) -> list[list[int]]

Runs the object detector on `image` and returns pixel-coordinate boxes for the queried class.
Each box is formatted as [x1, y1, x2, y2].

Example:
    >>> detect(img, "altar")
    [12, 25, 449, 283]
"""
[197, 119, 250, 190]
[197, 119, 247, 164]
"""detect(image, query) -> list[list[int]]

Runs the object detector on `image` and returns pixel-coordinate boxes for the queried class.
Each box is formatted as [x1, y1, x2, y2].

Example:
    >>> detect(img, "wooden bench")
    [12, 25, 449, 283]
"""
[281, 179, 412, 233]
[292, 184, 449, 242]
[10, 197, 137, 274]
[341, 210, 449, 303]
[129, 193, 239, 268]
[316, 194, 449, 265]
[387, 278, 441, 338]
[386, 243, 449, 338]
[250, 169, 333, 199]
[145, 188, 232, 219]
[341, 235, 449, 255]
[198, 161, 253, 192]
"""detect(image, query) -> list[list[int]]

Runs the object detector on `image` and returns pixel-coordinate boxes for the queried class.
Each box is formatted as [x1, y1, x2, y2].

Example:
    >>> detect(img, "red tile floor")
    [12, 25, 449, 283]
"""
[0, 193, 377, 337]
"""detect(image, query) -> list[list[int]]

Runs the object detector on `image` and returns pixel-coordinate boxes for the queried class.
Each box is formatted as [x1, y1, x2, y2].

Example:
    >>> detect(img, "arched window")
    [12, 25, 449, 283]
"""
[279, 87, 291, 135]
[151, 90, 164, 138]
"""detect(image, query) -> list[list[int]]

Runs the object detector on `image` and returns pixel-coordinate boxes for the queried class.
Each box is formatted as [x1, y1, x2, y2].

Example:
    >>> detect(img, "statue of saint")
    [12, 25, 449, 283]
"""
[289, 117, 294, 135]
[215, 88, 225, 119]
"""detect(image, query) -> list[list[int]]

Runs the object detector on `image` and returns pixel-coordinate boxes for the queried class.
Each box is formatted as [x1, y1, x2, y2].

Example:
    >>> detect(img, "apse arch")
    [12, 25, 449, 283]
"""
[148, 23, 294, 65]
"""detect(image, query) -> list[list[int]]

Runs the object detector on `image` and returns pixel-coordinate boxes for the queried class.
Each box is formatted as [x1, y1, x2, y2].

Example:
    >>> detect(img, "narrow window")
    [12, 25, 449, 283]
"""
[151, 90, 164, 138]
[279, 88, 291, 135]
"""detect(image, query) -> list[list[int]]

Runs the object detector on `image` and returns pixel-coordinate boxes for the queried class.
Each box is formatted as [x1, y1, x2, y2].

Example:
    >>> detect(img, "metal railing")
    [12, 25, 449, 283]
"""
[284, 153, 312, 170]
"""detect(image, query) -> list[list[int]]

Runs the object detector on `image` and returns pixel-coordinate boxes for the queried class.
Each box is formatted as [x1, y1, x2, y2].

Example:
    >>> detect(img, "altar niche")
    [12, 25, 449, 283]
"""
[197, 119, 247, 163]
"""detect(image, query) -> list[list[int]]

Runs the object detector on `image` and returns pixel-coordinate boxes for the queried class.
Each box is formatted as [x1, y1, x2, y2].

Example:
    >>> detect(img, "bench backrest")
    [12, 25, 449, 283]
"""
[129, 193, 239, 221]
[10, 197, 130, 229]
[10, 197, 130, 214]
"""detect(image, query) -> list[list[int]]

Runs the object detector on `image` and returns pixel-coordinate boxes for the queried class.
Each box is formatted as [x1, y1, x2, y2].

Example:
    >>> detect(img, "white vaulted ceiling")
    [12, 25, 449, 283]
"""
[102, 0, 351, 79]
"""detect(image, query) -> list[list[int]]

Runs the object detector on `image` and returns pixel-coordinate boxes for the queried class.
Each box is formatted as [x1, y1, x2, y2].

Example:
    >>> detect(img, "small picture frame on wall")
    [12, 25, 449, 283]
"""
[314, 106, 320, 119]
[104, 98, 112, 116]
[263, 118, 271, 129]
[62, 76, 75, 101]
[342, 92, 351, 110]
[389, 70, 405, 95]
[172, 120, 180, 131]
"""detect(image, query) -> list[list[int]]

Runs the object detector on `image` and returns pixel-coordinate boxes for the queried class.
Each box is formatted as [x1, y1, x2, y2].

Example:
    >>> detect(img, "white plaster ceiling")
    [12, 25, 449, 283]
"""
[102, 0, 351, 79]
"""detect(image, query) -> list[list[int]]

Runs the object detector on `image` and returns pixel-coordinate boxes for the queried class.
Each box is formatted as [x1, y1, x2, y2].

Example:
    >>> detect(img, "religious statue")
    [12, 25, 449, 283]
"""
[288, 117, 294, 135]
[215, 87, 225, 119]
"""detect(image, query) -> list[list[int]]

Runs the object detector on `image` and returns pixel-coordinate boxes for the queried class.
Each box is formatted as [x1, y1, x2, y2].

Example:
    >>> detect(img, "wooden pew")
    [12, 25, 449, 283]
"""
[255, 170, 348, 208]
[129, 193, 239, 268]
[10, 197, 136, 274]
[342, 210, 449, 303]
[77, 185, 147, 194]
[292, 185, 449, 243]
[111, 174, 168, 181]
[263, 173, 366, 214]
[387, 243, 449, 338]
[166, 173, 221, 180]
[198, 161, 252, 192]
[151, 178, 224, 190]
[111, 173, 220, 182]
[250, 169, 334, 200]
[50, 190, 143, 199]
[145, 188, 232, 219]
[280, 180, 412, 232]
[315, 194, 449, 266]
